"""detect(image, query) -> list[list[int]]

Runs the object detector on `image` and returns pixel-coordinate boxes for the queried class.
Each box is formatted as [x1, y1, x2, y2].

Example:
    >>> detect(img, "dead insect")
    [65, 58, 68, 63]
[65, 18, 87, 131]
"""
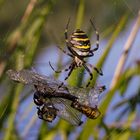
[7, 69, 105, 125]
[71, 101, 101, 119]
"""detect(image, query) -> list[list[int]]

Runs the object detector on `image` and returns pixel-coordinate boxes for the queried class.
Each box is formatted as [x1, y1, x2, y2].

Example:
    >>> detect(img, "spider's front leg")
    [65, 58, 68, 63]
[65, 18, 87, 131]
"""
[87, 63, 103, 76]
[83, 63, 93, 87]
[58, 62, 75, 89]
[64, 18, 71, 46]
[90, 18, 100, 53]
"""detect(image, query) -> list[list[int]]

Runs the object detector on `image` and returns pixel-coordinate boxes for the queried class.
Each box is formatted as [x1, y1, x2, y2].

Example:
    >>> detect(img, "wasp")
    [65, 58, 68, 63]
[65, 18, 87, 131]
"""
[49, 18, 103, 87]
[71, 101, 101, 119]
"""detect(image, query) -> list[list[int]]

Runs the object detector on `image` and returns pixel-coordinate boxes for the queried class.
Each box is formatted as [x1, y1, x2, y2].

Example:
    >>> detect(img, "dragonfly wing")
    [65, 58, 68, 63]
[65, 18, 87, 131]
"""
[51, 98, 83, 126]
[66, 86, 105, 107]
[6, 69, 44, 84]
[88, 86, 106, 107]
[7, 69, 67, 91]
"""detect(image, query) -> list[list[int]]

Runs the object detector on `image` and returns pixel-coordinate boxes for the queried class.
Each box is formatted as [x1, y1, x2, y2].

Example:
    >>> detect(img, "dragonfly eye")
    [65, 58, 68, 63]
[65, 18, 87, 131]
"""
[34, 92, 40, 99]
[33, 92, 45, 106]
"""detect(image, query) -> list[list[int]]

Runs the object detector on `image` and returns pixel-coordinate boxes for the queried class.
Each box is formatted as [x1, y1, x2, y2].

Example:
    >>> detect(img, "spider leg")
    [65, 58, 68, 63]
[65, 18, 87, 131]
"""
[64, 63, 75, 81]
[49, 61, 73, 74]
[90, 18, 99, 53]
[87, 63, 103, 76]
[82, 51, 94, 58]
[65, 18, 71, 46]
[83, 63, 93, 87]
[57, 45, 73, 58]
[58, 63, 75, 89]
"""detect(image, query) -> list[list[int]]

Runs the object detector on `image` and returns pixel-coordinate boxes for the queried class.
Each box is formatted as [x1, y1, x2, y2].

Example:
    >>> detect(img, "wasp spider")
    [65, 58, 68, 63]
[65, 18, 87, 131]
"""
[49, 18, 103, 87]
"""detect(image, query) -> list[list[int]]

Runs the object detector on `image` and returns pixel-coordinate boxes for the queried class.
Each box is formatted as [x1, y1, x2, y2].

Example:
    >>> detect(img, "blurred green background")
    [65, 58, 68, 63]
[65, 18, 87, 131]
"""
[0, 0, 140, 140]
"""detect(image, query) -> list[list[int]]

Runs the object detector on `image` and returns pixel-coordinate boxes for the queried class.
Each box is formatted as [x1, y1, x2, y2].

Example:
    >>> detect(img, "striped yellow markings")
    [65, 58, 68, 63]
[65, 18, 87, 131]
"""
[73, 32, 86, 35]
[74, 45, 90, 49]
[90, 110, 96, 116]
[72, 38, 89, 41]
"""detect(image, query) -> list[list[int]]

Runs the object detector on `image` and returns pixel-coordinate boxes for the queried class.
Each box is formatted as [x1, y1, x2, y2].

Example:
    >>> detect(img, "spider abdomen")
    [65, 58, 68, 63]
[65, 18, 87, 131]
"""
[70, 29, 91, 56]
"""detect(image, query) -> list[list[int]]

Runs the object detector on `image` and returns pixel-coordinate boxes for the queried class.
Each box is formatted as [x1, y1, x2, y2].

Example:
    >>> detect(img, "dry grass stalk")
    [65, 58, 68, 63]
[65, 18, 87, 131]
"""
[110, 10, 140, 89]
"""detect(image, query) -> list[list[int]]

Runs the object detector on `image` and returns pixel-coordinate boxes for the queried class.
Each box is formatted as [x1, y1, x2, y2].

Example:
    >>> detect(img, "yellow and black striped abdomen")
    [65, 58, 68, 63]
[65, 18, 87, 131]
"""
[71, 101, 101, 119]
[81, 106, 101, 119]
[70, 29, 91, 54]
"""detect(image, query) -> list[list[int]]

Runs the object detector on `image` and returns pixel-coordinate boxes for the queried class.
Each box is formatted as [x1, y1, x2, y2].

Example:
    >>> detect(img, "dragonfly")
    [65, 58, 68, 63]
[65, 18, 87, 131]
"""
[7, 69, 105, 125]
